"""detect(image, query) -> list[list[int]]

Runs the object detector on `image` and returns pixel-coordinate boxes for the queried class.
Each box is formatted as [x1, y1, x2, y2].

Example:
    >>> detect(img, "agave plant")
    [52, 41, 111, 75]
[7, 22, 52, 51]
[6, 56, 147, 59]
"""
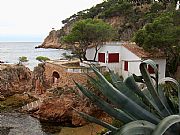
[74, 59, 180, 135]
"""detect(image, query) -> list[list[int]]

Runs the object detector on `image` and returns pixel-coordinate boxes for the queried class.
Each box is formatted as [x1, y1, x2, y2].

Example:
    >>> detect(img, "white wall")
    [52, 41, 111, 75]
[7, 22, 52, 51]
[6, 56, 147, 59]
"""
[120, 47, 142, 79]
[151, 59, 166, 80]
[86, 42, 123, 74]
[86, 42, 123, 62]
[86, 47, 96, 61]
[121, 61, 141, 79]
[121, 58, 166, 80]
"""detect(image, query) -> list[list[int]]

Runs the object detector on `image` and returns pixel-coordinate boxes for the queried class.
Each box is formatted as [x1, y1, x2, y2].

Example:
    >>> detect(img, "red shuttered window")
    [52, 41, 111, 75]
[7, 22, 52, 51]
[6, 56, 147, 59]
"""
[108, 53, 119, 63]
[124, 61, 128, 71]
[98, 53, 105, 63]
[148, 64, 159, 74]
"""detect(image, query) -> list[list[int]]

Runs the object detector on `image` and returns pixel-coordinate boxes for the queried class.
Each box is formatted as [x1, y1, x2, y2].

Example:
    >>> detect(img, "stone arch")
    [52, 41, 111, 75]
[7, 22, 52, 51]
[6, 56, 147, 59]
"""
[52, 71, 60, 84]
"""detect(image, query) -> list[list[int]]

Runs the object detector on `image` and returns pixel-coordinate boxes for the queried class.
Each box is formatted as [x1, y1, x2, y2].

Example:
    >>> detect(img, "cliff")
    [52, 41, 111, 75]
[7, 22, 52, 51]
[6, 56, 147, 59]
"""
[36, 30, 62, 49]
[37, 21, 74, 49]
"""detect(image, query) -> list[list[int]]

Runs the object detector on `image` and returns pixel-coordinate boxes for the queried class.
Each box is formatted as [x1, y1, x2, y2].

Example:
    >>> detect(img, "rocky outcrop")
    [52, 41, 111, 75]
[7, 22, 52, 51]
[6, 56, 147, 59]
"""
[36, 30, 62, 49]
[0, 64, 32, 97]
[31, 63, 50, 94]
[32, 87, 108, 126]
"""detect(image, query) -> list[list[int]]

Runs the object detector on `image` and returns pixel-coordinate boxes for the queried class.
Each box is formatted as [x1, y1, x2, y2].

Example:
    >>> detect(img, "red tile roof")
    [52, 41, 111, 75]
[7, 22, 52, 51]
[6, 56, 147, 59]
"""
[122, 43, 166, 59]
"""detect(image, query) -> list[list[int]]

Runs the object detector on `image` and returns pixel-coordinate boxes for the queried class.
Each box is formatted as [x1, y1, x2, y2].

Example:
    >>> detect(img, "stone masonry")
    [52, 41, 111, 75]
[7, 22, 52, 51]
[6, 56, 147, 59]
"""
[44, 62, 92, 88]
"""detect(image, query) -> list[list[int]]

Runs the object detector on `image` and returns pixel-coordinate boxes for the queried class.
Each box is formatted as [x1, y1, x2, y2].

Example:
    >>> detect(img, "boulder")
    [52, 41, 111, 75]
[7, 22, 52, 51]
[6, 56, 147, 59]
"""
[33, 91, 103, 126]
[0, 64, 32, 97]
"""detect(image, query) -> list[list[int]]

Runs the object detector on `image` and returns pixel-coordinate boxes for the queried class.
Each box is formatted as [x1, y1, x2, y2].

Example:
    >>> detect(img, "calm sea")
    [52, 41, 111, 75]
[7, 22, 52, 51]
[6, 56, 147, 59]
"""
[0, 42, 69, 70]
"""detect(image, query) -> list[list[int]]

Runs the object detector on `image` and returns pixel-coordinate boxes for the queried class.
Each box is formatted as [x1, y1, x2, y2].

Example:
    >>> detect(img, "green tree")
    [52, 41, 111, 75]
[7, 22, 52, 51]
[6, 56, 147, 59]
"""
[36, 56, 50, 63]
[63, 18, 115, 62]
[18, 56, 28, 65]
[134, 11, 180, 76]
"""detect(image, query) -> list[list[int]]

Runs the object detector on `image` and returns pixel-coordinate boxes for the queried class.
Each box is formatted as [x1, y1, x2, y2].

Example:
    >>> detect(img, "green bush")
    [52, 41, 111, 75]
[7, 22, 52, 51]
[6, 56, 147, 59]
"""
[150, 2, 165, 13]
[36, 56, 50, 62]
[18, 56, 28, 64]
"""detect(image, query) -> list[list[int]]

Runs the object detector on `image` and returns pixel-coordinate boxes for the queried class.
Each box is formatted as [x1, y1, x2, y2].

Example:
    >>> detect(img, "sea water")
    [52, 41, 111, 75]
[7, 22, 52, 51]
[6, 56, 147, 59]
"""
[0, 42, 70, 70]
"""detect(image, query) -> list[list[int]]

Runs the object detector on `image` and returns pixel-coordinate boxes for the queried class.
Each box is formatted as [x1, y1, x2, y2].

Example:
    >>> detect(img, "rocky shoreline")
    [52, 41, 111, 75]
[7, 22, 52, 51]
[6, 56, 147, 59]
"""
[0, 63, 111, 129]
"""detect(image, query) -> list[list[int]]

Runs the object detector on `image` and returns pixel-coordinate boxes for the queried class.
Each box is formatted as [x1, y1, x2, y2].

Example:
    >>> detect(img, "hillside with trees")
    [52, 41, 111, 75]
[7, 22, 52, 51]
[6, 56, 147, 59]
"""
[40, 0, 179, 76]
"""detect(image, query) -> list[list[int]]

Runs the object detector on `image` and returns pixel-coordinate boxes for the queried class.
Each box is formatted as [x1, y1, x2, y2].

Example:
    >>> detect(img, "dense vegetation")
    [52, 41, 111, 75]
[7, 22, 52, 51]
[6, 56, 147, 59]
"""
[62, 0, 177, 25]
[134, 10, 180, 76]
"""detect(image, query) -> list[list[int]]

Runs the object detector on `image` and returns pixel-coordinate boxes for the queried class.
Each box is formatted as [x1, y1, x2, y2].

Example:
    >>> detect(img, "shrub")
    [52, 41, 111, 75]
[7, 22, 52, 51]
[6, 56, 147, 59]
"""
[36, 56, 50, 62]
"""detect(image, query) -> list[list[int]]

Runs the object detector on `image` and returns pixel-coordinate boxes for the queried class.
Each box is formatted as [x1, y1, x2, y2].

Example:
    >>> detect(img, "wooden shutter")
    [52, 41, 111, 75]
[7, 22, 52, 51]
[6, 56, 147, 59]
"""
[124, 61, 128, 71]
[98, 53, 105, 63]
[108, 53, 119, 63]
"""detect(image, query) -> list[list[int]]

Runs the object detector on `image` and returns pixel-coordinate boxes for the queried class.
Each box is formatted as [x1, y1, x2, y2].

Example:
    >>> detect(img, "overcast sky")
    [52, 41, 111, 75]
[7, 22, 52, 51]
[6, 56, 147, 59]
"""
[0, 0, 102, 42]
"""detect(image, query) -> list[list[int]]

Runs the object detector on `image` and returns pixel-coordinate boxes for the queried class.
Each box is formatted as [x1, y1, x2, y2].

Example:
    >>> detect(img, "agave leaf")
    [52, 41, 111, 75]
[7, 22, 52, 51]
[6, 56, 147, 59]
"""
[105, 70, 150, 112]
[158, 85, 174, 114]
[86, 73, 103, 91]
[124, 75, 145, 98]
[115, 108, 137, 121]
[87, 75, 138, 121]
[152, 115, 180, 135]
[109, 70, 143, 98]
[74, 81, 134, 123]
[90, 65, 160, 124]
[140, 59, 171, 116]
[125, 75, 164, 117]
[115, 120, 156, 135]
[108, 69, 123, 88]
[72, 108, 118, 133]
[141, 88, 164, 118]
[159, 77, 180, 114]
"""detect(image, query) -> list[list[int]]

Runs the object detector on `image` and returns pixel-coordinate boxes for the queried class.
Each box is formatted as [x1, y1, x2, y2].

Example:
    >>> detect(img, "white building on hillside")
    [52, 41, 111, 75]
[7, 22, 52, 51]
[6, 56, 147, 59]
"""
[86, 42, 166, 80]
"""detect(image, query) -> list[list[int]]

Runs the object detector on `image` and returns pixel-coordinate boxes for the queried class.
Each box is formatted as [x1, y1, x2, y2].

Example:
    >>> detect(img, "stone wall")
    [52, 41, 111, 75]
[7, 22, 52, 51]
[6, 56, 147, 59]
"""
[44, 62, 91, 88]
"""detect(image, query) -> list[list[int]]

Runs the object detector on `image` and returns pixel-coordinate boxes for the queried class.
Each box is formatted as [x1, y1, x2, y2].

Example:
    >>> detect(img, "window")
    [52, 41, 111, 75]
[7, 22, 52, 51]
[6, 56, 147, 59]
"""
[124, 61, 128, 71]
[148, 64, 159, 74]
[108, 53, 119, 63]
[98, 53, 105, 63]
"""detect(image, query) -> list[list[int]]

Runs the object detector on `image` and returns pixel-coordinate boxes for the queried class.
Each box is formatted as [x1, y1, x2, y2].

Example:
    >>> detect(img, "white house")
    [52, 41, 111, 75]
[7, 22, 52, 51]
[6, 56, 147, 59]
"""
[86, 42, 166, 80]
